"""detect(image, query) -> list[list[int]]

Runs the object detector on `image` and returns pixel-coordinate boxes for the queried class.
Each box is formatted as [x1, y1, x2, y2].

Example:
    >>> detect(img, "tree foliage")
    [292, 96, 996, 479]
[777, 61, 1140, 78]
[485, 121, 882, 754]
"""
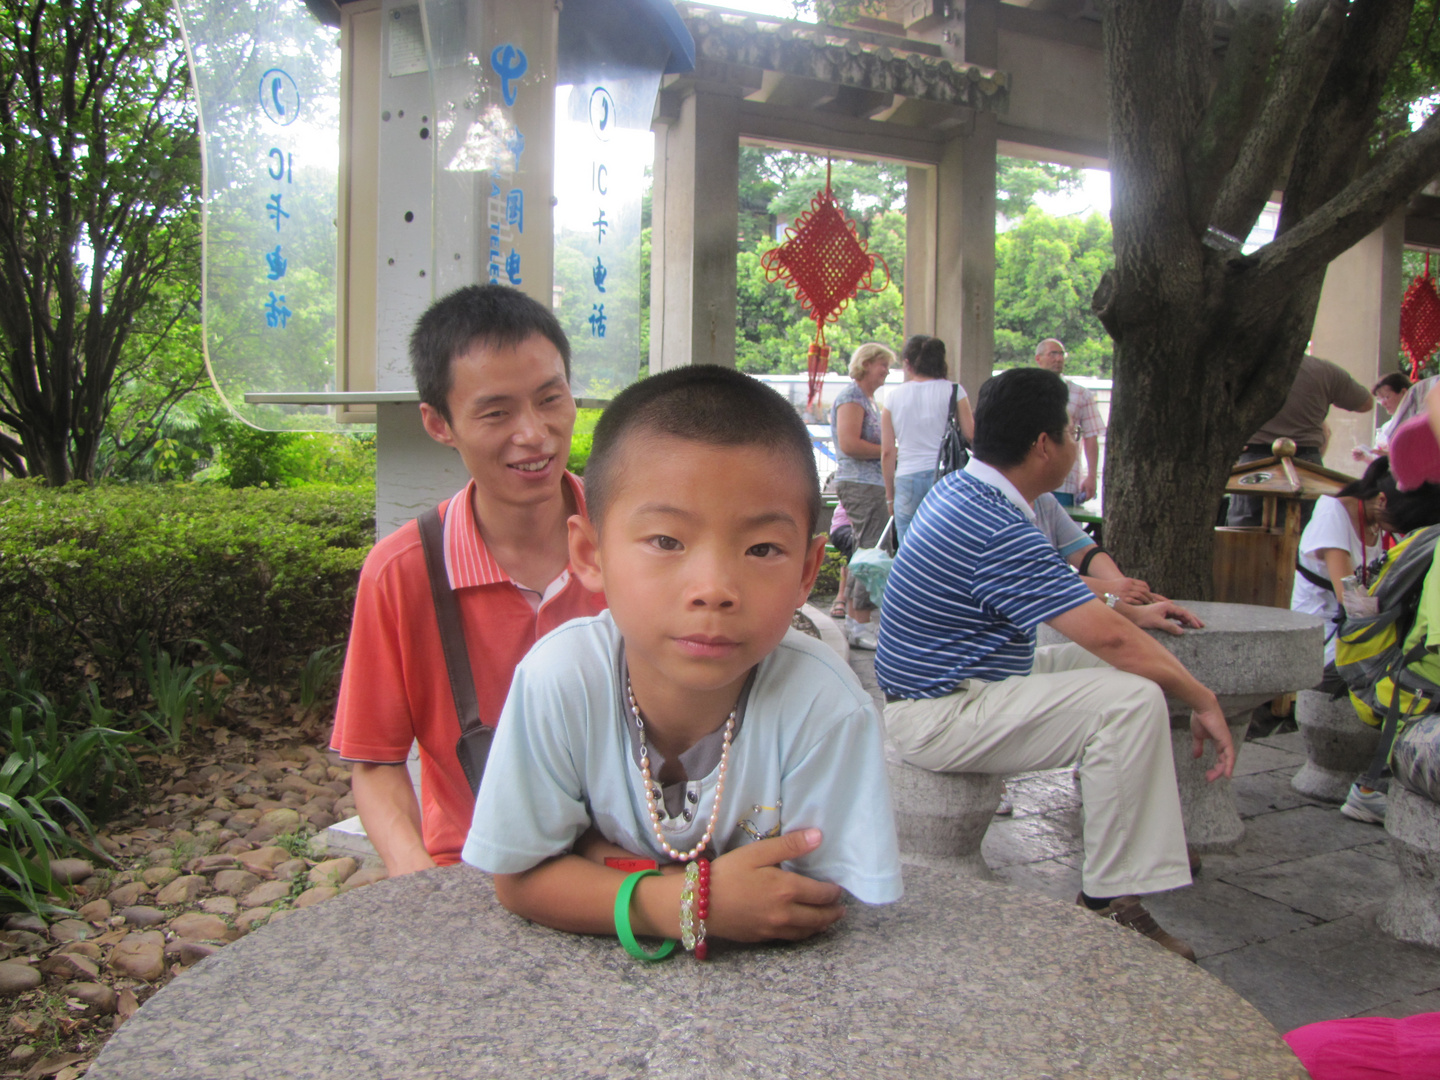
[0, 0, 201, 484]
[1098, 0, 1440, 596]
[995, 209, 1115, 375]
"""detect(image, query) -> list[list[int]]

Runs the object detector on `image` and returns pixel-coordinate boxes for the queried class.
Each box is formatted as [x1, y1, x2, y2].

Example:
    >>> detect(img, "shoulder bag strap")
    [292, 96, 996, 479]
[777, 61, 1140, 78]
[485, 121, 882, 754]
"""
[417, 506, 483, 738]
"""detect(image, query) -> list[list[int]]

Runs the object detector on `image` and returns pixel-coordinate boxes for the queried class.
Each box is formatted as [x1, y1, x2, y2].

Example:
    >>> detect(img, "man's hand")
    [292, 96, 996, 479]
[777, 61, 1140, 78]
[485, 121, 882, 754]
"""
[1079, 474, 1097, 502]
[1117, 599, 1205, 636]
[707, 829, 845, 942]
[1107, 576, 1166, 605]
[1190, 698, 1236, 781]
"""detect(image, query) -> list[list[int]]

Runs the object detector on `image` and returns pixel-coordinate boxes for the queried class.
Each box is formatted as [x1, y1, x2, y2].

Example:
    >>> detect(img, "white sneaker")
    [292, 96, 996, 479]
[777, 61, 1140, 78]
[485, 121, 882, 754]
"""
[846, 618, 878, 650]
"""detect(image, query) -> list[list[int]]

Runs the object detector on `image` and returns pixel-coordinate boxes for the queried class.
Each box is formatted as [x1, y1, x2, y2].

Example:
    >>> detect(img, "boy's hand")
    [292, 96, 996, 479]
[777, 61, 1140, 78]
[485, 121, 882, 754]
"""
[707, 828, 845, 942]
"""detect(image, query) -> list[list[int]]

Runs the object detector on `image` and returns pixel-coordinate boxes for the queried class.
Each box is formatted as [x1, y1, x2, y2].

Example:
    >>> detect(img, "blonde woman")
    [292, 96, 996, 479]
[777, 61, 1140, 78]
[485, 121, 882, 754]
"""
[830, 342, 894, 649]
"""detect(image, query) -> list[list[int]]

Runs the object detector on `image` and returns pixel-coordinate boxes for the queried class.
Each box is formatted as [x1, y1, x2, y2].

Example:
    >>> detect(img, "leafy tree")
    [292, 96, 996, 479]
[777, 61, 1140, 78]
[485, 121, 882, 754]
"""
[1097, 0, 1440, 595]
[996, 156, 1084, 223]
[0, 0, 201, 483]
[994, 209, 1115, 375]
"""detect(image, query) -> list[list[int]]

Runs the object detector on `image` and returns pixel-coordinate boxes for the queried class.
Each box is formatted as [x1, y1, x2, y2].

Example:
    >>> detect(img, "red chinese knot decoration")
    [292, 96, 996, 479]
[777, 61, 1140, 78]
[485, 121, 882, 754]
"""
[760, 163, 891, 407]
[1401, 253, 1440, 380]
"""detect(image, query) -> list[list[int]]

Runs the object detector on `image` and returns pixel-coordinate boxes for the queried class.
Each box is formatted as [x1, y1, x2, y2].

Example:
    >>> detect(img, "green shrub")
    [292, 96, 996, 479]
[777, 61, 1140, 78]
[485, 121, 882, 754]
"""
[567, 408, 603, 475]
[811, 548, 847, 599]
[210, 418, 376, 489]
[0, 481, 374, 696]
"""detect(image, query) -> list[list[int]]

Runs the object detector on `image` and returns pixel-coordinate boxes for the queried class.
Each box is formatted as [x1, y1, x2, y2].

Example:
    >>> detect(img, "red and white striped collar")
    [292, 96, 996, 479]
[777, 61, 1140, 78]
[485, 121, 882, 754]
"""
[440, 472, 588, 590]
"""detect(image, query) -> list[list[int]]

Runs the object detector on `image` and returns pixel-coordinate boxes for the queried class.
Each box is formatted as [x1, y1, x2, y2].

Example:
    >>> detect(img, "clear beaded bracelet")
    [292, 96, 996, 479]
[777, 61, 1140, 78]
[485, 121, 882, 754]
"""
[679, 859, 710, 960]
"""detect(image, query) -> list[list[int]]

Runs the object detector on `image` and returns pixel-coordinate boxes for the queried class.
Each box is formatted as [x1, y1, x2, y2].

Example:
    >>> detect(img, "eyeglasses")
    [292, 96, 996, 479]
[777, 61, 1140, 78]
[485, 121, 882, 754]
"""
[1070, 425, 1082, 441]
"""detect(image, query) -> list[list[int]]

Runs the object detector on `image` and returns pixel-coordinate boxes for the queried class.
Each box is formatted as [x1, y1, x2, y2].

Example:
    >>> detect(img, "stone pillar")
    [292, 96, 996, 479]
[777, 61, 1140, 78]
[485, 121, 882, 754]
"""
[649, 87, 742, 370]
[931, 0, 997, 398]
[1310, 212, 1405, 471]
[903, 165, 937, 345]
[933, 126, 997, 397]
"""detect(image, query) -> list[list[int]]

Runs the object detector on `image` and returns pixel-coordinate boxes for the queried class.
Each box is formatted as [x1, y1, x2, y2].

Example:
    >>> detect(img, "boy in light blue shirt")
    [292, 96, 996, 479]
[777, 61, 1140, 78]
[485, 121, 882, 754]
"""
[463, 365, 901, 953]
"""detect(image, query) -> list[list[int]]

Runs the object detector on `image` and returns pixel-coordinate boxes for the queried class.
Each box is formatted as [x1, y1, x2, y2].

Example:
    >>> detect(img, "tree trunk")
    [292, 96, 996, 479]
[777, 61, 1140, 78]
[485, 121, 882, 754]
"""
[1097, 0, 1440, 597]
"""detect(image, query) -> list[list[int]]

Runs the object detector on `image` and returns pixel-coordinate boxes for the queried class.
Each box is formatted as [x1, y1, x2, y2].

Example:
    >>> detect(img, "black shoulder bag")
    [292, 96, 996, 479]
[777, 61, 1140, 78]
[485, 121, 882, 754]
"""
[934, 382, 970, 480]
[417, 506, 492, 796]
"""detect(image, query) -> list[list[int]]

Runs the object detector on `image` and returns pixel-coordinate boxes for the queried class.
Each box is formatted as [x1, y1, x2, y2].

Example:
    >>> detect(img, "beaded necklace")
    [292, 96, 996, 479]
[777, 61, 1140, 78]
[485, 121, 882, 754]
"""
[625, 676, 734, 863]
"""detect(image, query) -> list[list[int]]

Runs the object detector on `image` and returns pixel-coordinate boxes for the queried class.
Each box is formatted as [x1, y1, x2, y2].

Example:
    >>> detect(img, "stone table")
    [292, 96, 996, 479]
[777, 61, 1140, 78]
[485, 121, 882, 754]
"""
[87, 865, 1305, 1080]
[1041, 601, 1322, 853]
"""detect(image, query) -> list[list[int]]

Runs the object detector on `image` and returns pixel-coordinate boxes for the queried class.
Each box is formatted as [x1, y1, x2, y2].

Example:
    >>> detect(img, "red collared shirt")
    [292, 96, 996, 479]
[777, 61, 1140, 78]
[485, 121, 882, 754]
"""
[331, 473, 607, 864]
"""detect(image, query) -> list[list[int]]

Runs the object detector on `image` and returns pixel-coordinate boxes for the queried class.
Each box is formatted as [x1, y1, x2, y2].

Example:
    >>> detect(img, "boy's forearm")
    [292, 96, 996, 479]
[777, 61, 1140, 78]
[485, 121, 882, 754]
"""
[494, 855, 683, 938]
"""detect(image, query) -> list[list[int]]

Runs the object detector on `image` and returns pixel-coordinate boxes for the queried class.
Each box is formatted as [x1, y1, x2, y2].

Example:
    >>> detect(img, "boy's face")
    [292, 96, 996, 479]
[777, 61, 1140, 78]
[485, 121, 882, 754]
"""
[419, 332, 575, 509]
[570, 434, 827, 708]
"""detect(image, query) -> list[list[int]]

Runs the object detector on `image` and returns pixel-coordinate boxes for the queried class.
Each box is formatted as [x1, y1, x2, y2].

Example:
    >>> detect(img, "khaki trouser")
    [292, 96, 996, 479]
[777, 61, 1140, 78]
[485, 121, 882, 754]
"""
[883, 643, 1191, 898]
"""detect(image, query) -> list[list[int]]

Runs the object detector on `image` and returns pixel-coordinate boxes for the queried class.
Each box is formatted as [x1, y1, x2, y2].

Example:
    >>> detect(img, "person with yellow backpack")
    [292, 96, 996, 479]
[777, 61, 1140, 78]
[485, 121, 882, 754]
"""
[1330, 427, 1440, 824]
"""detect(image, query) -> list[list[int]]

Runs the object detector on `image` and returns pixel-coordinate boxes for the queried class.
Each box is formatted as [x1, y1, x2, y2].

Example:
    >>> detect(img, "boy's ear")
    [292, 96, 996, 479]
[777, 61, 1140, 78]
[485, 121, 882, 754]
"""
[568, 513, 605, 592]
[795, 533, 829, 604]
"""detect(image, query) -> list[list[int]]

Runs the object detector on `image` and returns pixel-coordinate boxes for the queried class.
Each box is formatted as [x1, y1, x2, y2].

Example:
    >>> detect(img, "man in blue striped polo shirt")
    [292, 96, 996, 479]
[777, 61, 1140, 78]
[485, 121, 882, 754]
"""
[875, 367, 1235, 962]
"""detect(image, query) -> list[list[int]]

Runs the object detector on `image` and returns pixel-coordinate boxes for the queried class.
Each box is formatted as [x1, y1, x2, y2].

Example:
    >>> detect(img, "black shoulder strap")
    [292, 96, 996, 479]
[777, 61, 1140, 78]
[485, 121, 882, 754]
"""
[1295, 559, 1334, 593]
[417, 506, 483, 739]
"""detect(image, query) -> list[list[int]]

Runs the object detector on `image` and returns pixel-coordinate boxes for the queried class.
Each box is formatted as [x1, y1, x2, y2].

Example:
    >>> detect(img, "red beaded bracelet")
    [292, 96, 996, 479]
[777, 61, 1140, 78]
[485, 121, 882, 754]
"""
[679, 858, 711, 960]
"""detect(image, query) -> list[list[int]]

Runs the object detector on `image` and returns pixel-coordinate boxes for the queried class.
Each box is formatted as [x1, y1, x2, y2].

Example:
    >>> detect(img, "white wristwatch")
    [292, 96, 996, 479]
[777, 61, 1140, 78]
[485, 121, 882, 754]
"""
[1104, 593, 1121, 608]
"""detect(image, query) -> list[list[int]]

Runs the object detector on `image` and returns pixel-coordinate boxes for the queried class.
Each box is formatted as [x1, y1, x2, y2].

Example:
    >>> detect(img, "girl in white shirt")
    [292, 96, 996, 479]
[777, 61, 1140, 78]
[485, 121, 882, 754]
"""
[881, 336, 975, 545]
[1291, 456, 1391, 665]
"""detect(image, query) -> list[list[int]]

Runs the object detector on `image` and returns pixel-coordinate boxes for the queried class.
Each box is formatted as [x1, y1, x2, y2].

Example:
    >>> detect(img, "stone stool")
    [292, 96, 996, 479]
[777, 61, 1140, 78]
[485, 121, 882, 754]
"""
[885, 740, 1002, 878]
[1042, 602, 1322, 853]
[1378, 785, 1440, 949]
[1291, 689, 1381, 802]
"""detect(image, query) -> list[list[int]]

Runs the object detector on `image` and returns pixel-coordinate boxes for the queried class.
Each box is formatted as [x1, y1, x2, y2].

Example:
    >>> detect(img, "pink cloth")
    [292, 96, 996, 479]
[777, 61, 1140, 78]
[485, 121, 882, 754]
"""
[1389, 415, 1440, 491]
[1284, 1012, 1440, 1080]
[832, 501, 851, 530]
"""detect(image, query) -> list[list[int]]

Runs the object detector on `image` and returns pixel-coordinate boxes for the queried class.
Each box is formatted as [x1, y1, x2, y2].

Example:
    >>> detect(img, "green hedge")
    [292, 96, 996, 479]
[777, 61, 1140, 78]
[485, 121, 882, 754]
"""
[0, 481, 374, 695]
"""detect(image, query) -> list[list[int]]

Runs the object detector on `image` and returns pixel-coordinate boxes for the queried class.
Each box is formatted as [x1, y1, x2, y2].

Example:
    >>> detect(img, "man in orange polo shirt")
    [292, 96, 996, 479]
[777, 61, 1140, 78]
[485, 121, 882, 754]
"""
[331, 285, 606, 873]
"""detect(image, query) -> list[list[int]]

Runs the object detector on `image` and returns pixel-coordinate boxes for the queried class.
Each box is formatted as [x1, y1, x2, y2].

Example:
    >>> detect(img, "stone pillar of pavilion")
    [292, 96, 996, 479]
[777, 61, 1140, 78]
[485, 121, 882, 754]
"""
[1309, 212, 1405, 473]
[650, 84, 743, 371]
[903, 0, 998, 398]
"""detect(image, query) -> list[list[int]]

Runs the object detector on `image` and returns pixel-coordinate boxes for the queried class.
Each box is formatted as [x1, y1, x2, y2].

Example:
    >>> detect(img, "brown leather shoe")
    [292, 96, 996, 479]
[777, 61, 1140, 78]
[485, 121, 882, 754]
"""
[1077, 894, 1197, 962]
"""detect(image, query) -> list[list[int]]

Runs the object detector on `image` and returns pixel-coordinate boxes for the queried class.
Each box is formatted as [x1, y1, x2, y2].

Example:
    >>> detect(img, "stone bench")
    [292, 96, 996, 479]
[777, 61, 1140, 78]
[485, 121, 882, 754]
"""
[86, 864, 1306, 1079]
[1041, 601, 1322, 853]
[1378, 784, 1440, 949]
[885, 740, 1001, 878]
[1291, 689, 1381, 803]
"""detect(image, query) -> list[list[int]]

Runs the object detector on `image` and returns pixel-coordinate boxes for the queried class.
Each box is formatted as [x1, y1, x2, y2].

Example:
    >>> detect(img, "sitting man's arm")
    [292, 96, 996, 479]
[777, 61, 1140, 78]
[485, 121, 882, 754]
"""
[351, 762, 437, 876]
[494, 830, 846, 943]
[1068, 546, 1165, 605]
[1047, 599, 1235, 781]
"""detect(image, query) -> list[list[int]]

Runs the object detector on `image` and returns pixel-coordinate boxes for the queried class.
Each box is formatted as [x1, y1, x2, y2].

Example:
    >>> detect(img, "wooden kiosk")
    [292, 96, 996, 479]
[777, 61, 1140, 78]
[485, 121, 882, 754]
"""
[1213, 438, 1356, 607]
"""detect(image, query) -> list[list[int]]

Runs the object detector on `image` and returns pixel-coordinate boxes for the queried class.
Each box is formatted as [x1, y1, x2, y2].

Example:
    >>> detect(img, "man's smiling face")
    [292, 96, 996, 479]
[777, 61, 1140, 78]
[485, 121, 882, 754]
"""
[419, 332, 576, 507]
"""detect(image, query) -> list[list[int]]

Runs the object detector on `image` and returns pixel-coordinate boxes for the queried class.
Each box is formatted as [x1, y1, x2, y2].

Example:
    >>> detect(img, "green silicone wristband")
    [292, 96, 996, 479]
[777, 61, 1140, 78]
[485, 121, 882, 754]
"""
[614, 869, 676, 961]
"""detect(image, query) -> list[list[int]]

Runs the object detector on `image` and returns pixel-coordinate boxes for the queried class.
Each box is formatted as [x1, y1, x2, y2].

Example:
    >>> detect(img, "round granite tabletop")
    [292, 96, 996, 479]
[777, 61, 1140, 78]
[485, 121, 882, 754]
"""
[86, 864, 1305, 1080]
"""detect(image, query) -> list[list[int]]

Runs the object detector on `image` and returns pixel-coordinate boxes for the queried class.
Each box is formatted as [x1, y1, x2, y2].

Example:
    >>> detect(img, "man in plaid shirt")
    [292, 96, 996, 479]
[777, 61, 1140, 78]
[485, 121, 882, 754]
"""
[1035, 339, 1103, 505]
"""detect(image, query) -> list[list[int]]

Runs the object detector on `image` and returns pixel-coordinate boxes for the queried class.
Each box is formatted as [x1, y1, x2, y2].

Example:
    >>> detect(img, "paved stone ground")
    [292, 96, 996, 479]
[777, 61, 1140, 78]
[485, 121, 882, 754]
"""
[847, 652, 1440, 1035]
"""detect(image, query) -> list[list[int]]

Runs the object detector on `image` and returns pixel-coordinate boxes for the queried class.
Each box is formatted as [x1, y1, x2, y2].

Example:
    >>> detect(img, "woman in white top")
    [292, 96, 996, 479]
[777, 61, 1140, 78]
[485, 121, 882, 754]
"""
[880, 336, 974, 544]
[1291, 456, 1390, 666]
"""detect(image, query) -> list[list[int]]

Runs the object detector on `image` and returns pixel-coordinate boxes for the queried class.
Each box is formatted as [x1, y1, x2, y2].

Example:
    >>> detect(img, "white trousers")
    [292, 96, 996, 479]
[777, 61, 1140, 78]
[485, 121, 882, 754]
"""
[883, 643, 1191, 898]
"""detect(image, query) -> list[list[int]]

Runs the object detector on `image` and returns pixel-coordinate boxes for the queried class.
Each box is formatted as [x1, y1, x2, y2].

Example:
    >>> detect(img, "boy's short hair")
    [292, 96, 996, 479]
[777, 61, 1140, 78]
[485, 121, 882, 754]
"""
[409, 284, 571, 421]
[585, 365, 821, 535]
[972, 368, 1070, 468]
